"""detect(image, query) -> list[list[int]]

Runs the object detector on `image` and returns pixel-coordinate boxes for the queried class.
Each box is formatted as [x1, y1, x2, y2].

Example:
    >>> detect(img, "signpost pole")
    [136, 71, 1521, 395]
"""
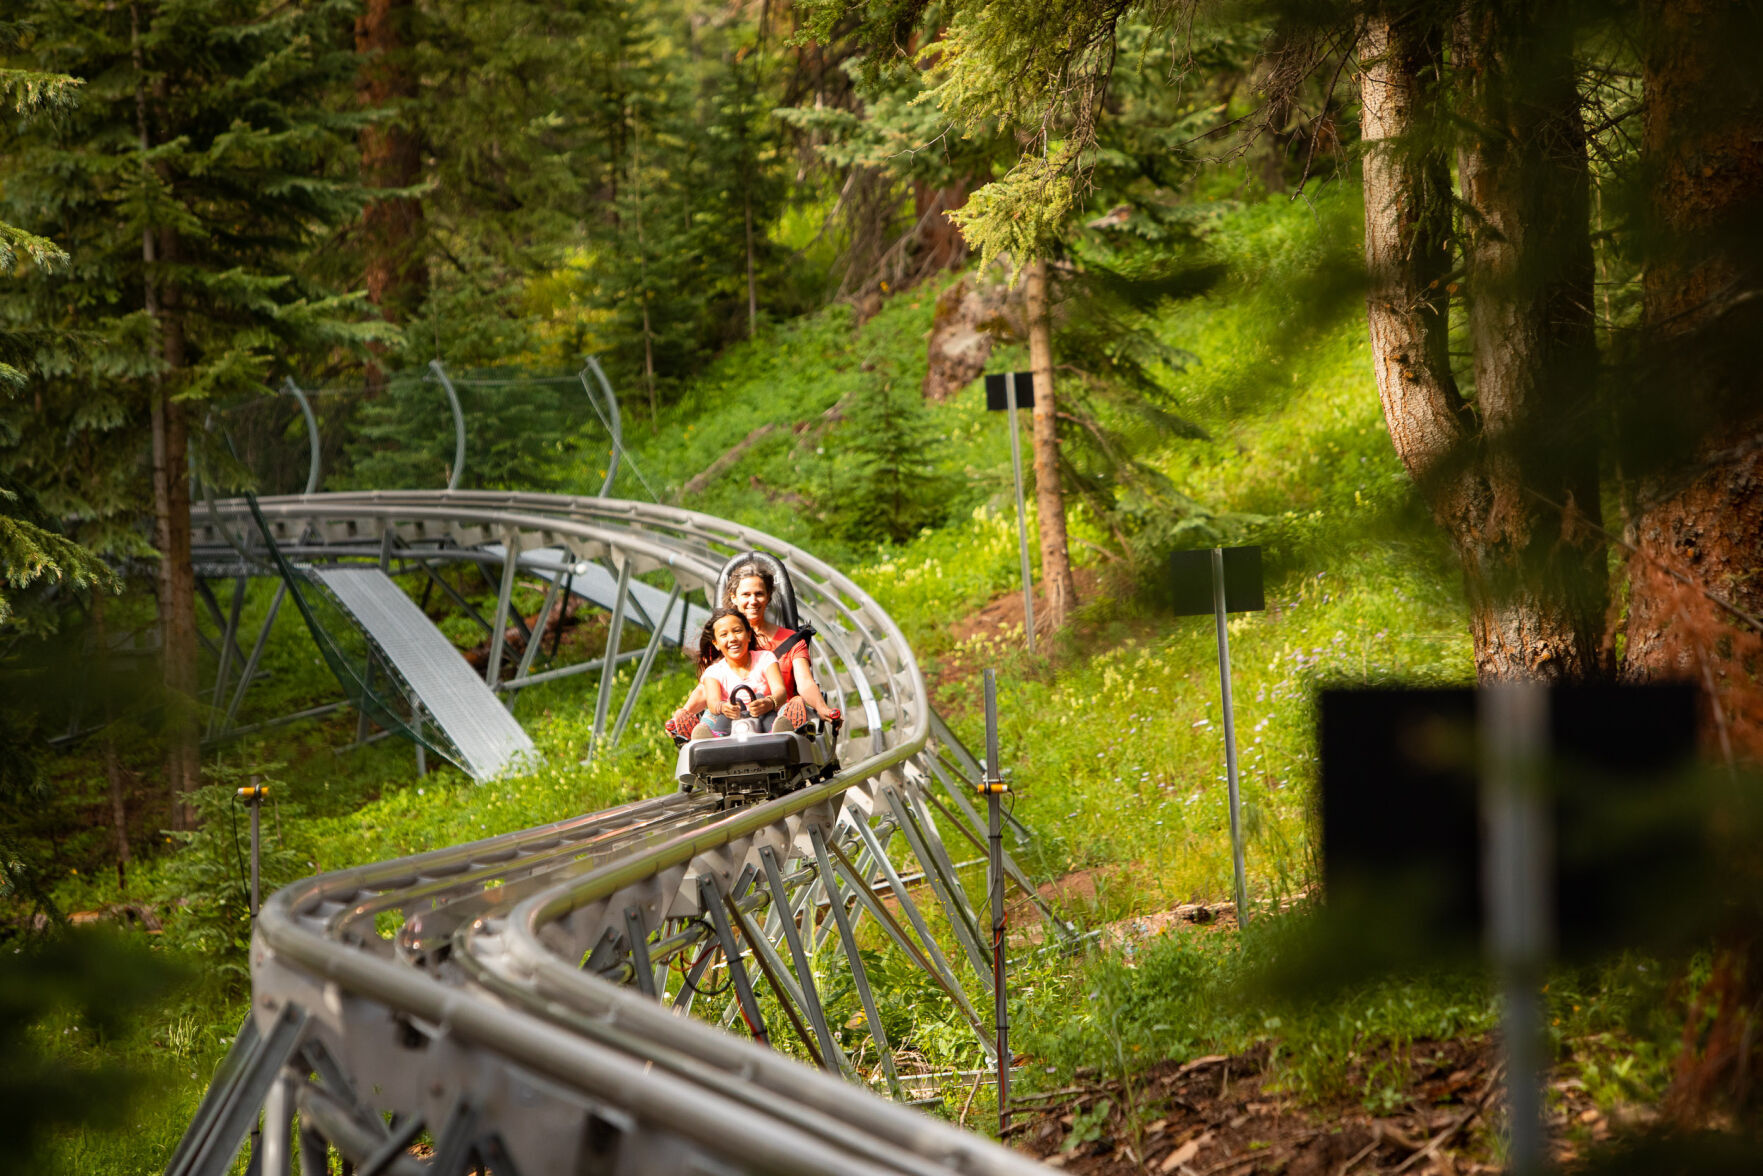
[240, 777, 266, 1174]
[982, 669, 1010, 1137]
[1004, 373, 1036, 653]
[1210, 548, 1249, 924]
[1482, 684, 1550, 1176]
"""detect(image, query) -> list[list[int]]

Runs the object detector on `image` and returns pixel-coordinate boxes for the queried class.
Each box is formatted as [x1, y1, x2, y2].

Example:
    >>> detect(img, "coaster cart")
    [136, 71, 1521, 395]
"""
[674, 551, 842, 806]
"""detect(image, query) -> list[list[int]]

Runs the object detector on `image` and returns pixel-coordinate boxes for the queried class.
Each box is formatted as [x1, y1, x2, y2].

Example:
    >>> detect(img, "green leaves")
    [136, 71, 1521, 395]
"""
[0, 477, 116, 629]
[947, 152, 1083, 276]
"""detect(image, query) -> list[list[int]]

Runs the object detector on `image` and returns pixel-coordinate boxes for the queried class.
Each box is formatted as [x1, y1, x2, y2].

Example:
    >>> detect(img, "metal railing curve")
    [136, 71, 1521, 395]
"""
[177, 490, 1045, 1176]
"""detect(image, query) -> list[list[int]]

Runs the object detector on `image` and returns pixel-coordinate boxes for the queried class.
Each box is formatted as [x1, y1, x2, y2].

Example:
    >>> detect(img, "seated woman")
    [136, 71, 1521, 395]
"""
[691, 607, 797, 740]
[667, 561, 840, 740]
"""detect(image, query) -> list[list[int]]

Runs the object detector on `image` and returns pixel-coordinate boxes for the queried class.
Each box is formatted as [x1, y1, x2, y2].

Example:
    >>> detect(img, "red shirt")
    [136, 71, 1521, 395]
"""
[757, 627, 809, 699]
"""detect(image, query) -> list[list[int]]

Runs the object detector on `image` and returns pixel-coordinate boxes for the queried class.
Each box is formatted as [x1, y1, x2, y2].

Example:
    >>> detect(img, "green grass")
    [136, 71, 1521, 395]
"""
[31, 188, 1685, 1166]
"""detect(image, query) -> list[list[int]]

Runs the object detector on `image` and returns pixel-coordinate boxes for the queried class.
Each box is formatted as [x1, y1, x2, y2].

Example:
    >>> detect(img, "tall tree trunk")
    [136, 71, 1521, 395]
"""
[1361, 1, 1606, 683]
[151, 227, 200, 827]
[357, 0, 426, 329]
[1360, 7, 1464, 506]
[135, 3, 199, 824]
[1450, 1, 1605, 682]
[92, 589, 131, 889]
[1024, 258, 1077, 632]
[1633, 9, 1763, 1121]
[1623, 0, 1763, 752]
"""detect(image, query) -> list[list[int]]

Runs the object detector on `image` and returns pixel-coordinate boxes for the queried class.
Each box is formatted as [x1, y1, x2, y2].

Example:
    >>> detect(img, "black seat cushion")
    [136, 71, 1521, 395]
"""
[688, 733, 803, 771]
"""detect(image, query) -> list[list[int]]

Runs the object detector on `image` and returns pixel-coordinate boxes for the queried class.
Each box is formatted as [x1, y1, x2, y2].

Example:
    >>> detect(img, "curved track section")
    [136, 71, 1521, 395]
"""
[179, 492, 1044, 1176]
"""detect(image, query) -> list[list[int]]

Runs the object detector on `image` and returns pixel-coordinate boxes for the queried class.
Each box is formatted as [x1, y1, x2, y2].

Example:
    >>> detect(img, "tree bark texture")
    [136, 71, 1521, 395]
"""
[1360, 2, 1607, 683]
[1624, 0, 1763, 759]
[92, 589, 131, 888]
[150, 227, 200, 825]
[357, 0, 426, 325]
[136, 9, 200, 822]
[914, 179, 970, 274]
[1024, 258, 1078, 632]
[1451, 2, 1607, 681]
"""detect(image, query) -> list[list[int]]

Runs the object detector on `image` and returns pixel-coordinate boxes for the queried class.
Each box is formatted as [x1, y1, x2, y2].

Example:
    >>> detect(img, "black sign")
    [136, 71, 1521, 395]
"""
[1319, 683, 1704, 960]
[984, 372, 1036, 411]
[1168, 546, 1264, 616]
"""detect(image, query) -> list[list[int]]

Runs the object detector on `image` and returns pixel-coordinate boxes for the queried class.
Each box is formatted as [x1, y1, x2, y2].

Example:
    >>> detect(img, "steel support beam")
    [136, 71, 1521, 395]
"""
[882, 787, 993, 986]
[207, 577, 247, 736]
[810, 826, 903, 1099]
[828, 836, 993, 1052]
[589, 557, 632, 752]
[700, 873, 768, 1047]
[760, 846, 845, 1077]
[504, 569, 565, 707]
[484, 531, 521, 688]
[610, 582, 682, 749]
[221, 581, 287, 734]
[624, 906, 656, 999]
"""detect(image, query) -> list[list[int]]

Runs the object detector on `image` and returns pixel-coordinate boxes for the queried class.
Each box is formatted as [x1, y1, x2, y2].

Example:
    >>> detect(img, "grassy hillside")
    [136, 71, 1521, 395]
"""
[46, 188, 1694, 1172]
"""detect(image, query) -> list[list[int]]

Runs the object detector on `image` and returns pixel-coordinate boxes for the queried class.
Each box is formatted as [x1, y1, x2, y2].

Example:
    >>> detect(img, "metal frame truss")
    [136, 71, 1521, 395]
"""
[171, 490, 1062, 1175]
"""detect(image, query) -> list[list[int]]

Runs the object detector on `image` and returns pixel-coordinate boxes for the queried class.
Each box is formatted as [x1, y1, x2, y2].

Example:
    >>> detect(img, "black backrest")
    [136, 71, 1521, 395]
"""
[714, 550, 801, 631]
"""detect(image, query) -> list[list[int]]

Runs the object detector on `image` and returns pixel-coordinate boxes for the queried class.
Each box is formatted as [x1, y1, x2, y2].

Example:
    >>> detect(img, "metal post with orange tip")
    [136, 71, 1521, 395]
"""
[981, 669, 1009, 1136]
[237, 779, 268, 918]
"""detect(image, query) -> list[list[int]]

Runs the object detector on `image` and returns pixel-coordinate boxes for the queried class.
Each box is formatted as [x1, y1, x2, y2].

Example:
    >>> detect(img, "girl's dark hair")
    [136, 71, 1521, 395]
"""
[724, 562, 775, 607]
[697, 607, 755, 669]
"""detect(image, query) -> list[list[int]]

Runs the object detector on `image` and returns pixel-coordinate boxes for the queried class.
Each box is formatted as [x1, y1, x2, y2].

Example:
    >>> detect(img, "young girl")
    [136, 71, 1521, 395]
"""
[728, 563, 840, 730]
[667, 564, 840, 740]
[689, 607, 796, 741]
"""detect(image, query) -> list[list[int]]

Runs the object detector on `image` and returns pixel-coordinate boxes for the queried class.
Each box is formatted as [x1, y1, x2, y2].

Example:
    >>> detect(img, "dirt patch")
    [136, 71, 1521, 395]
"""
[928, 567, 1110, 696]
[1007, 1037, 1644, 1173]
[1006, 1034, 1628, 1174]
[949, 567, 1107, 649]
[1030, 865, 1115, 911]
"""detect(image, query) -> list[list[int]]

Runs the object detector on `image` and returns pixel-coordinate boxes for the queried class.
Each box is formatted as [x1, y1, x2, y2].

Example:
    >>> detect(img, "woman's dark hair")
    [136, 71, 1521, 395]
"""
[697, 607, 756, 669]
[724, 562, 776, 608]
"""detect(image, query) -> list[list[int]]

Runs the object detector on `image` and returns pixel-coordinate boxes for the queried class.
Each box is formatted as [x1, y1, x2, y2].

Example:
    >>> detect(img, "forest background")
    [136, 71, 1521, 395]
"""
[1, 0, 1760, 1170]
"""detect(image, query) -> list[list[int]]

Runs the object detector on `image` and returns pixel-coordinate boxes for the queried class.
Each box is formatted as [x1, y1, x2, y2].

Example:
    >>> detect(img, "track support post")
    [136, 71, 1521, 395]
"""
[238, 779, 267, 917]
[700, 874, 769, 1047]
[981, 669, 1012, 1137]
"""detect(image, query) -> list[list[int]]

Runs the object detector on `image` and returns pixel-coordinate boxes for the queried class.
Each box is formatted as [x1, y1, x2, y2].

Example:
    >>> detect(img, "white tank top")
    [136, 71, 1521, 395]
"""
[702, 650, 777, 700]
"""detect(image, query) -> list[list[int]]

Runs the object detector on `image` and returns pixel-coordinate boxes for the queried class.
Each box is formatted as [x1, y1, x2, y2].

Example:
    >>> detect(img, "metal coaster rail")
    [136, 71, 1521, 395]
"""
[177, 490, 1053, 1176]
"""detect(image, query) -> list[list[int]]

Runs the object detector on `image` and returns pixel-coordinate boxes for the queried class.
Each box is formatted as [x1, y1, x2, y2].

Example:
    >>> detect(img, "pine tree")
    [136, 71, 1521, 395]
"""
[0, 0, 381, 820]
[821, 378, 952, 545]
[0, 63, 113, 629]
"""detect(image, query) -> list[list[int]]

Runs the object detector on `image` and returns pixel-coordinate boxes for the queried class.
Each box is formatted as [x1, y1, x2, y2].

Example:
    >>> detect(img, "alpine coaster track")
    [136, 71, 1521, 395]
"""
[171, 489, 1060, 1176]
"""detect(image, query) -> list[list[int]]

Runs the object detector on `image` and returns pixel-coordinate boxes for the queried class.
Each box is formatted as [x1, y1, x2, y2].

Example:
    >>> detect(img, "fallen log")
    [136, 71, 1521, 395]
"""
[682, 423, 779, 498]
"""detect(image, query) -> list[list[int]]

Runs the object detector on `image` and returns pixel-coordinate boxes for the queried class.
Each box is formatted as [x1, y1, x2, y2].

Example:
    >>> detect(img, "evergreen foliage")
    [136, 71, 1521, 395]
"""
[0, 0, 385, 568]
[818, 375, 952, 544]
[0, 60, 110, 629]
[3, 2, 1759, 1163]
[340, 368, 584, 491]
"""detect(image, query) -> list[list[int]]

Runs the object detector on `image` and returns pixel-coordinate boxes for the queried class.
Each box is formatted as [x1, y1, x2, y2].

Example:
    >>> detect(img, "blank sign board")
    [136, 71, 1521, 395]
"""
[1319, 683, 1705, 959]
[1168, 546, 1264, 616]
[984, 372, 1036, 411]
